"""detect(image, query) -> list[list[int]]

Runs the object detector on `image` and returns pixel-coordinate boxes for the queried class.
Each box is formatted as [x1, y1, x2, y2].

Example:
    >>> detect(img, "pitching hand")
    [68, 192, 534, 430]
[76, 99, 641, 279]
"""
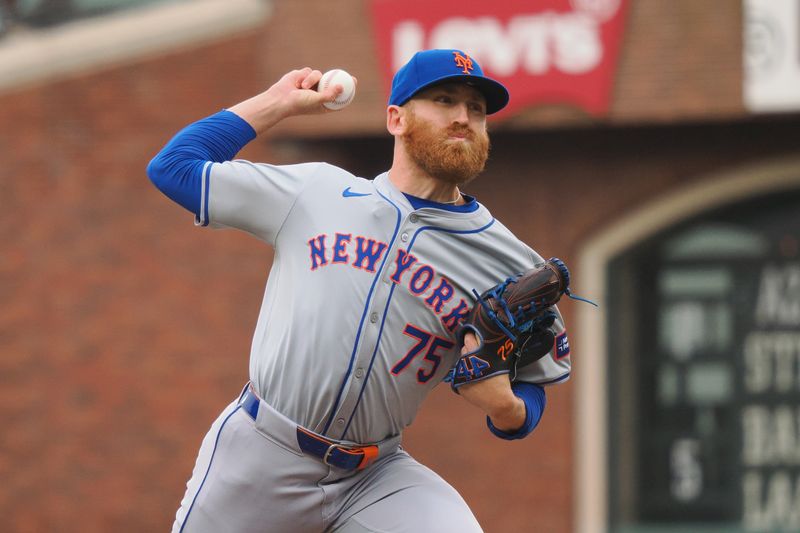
[228, 68, 357, 134]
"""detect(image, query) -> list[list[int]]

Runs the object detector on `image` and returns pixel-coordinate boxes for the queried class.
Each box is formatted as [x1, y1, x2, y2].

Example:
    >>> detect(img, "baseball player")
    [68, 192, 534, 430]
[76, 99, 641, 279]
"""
[148, 49, 571, 532]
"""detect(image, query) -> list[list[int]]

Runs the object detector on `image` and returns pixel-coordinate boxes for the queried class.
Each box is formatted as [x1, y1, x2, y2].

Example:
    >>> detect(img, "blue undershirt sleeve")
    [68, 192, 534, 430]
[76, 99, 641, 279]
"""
[146, 110, 257, 216]
[487, 382, 546, 440]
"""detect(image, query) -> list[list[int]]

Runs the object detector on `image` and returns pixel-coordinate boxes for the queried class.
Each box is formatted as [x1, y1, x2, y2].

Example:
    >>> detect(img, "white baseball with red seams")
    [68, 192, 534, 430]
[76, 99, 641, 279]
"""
[318, 69, 356, 110]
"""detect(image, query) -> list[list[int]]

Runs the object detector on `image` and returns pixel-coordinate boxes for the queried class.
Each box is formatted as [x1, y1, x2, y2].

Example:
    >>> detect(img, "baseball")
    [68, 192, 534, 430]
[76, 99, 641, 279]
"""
[318, 69, 356, 111]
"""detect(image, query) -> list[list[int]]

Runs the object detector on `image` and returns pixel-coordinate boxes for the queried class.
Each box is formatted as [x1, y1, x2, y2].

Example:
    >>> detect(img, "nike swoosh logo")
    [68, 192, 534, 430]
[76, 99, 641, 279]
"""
[342, 187, 371, 198]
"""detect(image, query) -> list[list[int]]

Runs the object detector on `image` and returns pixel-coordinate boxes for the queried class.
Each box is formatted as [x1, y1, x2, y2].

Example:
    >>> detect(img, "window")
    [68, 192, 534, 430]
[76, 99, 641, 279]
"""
[607, 190, 800, 532]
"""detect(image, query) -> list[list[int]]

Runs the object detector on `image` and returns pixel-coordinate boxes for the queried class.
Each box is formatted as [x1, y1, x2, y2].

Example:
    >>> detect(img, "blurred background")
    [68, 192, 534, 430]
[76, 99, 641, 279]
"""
[1, 0, 799, 532]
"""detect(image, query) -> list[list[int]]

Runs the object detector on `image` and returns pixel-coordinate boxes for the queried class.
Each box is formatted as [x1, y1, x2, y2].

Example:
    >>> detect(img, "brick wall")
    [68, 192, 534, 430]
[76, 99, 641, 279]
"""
[0, 31, 275, 532]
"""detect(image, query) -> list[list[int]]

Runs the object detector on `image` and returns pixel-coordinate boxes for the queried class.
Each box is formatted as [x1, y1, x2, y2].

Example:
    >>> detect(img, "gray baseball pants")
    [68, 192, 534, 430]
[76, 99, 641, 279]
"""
[172, 387, 483, 532]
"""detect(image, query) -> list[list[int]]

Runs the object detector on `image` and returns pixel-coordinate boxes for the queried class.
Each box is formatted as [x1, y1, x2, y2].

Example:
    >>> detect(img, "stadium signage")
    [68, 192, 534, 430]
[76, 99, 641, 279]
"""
[371, 0, 629, 118]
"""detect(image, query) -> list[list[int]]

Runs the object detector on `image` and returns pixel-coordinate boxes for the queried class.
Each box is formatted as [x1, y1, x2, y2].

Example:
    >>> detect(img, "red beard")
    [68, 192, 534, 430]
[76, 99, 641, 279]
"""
[402, 110, 490, 186]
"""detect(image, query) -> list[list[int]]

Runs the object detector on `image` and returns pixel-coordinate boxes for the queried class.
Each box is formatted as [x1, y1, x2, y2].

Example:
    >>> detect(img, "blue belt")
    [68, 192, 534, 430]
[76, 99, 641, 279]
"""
[240, 386, 378, 471]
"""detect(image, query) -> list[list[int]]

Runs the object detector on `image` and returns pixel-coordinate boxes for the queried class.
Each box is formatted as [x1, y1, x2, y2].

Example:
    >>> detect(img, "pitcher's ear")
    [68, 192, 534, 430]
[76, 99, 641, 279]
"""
[386, 105, 407, 136]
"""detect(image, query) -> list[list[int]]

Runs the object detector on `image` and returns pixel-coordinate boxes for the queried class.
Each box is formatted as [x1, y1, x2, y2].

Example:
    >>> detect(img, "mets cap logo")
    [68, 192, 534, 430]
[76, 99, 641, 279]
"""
[453, 51, 474, 74]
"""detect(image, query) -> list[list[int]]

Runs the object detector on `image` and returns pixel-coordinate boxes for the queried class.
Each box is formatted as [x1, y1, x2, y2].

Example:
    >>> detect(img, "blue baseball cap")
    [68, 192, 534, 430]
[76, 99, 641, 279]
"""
[389, 49, 509, 115]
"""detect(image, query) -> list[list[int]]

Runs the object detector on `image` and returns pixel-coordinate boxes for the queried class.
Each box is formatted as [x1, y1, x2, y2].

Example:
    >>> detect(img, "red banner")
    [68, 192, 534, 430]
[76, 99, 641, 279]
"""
[370, 0, 628, 119]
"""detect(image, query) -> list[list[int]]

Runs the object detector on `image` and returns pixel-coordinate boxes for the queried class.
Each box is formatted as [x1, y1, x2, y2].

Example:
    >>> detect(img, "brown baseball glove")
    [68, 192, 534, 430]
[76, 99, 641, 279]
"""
[447, 257, 573, 389]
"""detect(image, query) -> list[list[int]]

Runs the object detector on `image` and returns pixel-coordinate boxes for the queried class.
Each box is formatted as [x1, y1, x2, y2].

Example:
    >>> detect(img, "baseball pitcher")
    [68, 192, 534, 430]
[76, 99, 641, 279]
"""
[148, 49, 572, 533]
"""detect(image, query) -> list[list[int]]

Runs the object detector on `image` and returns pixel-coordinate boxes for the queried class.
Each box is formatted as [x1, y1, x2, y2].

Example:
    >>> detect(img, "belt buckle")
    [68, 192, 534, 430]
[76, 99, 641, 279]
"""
[322, 443, 343, 467]
[322, 442, 379, 470]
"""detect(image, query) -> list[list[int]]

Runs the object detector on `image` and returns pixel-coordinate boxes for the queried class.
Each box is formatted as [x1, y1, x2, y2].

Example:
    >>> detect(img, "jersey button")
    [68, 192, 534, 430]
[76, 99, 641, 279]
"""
[369, 312, 379, 323]
[355, 368, 364, 378]
[336, 418, 345, 426]
[409, 214, 419, 223]
[401, 232, 409, 242]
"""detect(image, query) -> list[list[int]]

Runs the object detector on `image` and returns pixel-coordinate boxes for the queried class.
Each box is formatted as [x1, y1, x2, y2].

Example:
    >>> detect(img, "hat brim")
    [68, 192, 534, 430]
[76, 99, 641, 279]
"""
[401, 74, 509, 115]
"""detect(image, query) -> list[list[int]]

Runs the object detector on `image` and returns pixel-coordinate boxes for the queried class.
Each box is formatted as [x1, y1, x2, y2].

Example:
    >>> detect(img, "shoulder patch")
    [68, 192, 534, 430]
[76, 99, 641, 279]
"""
[555, 331, 570, 360]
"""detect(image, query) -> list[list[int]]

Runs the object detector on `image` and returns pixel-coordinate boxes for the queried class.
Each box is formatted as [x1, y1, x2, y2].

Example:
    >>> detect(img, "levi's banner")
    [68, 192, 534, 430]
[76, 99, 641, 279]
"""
[370, 0, 629, 119]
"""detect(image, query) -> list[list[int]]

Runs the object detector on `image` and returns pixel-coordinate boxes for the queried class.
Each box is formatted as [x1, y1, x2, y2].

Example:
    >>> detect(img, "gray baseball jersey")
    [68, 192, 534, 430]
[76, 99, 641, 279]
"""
[199, 160, 570, 444]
